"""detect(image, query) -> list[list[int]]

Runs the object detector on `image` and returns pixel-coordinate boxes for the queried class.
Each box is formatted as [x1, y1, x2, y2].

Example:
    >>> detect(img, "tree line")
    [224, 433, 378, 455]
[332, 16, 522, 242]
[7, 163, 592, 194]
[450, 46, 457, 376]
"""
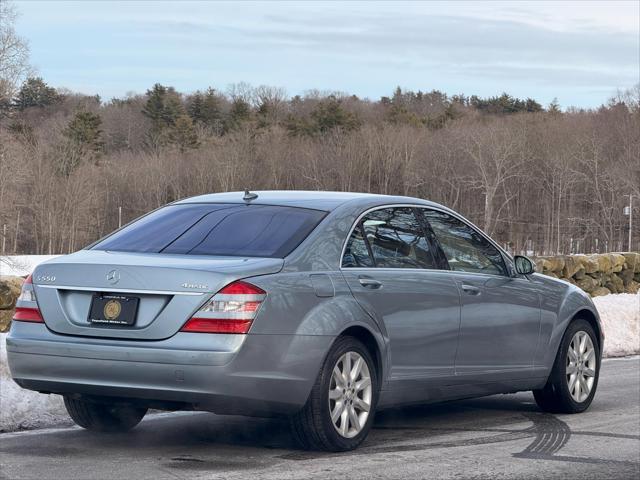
[0, 75, 638, 256]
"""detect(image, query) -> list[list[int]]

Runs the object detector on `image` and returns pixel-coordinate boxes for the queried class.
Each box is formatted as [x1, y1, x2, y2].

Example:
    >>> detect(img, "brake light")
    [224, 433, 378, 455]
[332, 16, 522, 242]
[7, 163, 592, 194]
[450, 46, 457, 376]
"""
[218, 281, 265, 295]
[13, 275, 44, 323]
[13, 307, 44, 323]
[180, 281, 266, 334]
[181, 318, 253, 334]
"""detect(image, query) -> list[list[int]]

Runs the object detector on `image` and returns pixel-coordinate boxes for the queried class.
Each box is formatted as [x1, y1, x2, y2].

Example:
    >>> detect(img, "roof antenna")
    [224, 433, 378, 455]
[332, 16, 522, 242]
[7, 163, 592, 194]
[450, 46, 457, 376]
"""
[243, 189, 258, 202]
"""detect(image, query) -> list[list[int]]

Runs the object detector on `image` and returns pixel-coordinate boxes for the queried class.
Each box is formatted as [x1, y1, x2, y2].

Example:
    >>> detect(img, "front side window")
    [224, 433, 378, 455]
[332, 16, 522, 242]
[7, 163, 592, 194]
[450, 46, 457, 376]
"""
[422, 210, 508, 276]
[92, 204, 326, 258]
[342, 207, 436, 269]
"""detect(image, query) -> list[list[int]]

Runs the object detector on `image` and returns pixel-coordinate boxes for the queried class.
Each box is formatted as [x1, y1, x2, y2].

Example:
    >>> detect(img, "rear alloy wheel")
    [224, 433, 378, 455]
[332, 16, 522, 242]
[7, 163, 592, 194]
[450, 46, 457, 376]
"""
[533, 319, 600, 413]
[291, 336, 378, 451]
[64, 396, 147, 433]
[329, 351, 373, 438]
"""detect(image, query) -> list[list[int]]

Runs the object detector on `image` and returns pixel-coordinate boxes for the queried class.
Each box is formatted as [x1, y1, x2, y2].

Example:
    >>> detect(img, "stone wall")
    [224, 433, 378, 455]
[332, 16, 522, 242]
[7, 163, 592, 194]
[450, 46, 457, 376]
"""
[534, 252, 640, 297]
[0, 276, 23, 332]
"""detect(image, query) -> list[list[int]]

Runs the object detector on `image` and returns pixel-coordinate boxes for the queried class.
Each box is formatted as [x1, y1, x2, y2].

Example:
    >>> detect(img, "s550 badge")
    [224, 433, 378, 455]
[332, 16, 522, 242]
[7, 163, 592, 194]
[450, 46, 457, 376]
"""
[35, 274, 56, 283]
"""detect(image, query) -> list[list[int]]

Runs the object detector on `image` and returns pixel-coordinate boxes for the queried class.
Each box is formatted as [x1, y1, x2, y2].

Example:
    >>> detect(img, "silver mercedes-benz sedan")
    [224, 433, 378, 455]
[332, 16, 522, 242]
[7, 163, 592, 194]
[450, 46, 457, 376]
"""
[7, 191, 602, 451]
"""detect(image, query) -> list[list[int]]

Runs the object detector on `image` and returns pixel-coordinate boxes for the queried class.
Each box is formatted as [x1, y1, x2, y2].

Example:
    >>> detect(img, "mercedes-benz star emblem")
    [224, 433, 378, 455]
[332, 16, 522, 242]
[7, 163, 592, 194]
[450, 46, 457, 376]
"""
[106, 269, 120, 285]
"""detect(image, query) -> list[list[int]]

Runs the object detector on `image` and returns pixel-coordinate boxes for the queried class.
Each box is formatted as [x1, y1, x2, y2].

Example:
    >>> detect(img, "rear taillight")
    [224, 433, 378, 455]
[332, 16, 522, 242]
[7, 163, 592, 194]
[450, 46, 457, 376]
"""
[13, 274, 44, 323]
[13, 307, 44, 322]
[180, 281, 266, 334]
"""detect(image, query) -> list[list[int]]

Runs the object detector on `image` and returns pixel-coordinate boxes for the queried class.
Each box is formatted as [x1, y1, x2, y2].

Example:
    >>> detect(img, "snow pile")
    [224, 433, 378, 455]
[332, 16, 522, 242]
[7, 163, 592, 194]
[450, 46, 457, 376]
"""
[593, 293, 640, 357]
[0, 255, 61, 277]
[0, 333, 70, 432]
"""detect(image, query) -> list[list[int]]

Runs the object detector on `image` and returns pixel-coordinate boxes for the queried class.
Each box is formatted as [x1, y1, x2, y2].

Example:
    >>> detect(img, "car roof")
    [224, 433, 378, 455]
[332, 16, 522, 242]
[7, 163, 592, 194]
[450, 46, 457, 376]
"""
[175, 190, 445, 211]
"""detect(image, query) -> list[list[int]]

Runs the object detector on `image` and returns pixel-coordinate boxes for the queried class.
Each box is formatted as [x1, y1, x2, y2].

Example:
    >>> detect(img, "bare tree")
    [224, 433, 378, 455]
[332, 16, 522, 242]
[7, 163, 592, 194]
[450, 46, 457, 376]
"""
[0, 83, 638, 255]
[0, 0, 33, 107]
[459, 120, 525, 236]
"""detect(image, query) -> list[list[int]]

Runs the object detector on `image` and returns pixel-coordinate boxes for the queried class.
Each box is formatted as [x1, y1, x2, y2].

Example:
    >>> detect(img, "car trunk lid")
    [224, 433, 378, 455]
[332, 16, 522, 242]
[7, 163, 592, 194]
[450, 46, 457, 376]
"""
[31, 250, 283, 340]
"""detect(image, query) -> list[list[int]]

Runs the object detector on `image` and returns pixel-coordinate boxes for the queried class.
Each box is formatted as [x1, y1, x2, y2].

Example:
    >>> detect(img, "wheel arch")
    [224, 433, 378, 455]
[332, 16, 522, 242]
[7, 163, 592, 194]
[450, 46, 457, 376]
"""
[542, 303, 604, 375]
[338, 325, 386, 387]
[572, 308, 603, 353]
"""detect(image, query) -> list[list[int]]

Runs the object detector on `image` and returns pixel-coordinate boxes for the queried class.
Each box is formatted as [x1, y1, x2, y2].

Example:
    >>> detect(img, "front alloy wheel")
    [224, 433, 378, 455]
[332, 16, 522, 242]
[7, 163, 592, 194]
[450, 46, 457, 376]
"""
[566, 330, 597, 403]
[533, 318, 600, 413]
[291, 336, 378, 451]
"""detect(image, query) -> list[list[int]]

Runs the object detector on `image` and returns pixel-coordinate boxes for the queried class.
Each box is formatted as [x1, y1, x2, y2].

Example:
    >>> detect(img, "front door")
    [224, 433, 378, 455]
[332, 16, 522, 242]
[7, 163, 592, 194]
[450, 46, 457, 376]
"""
[421, 209, 541, 376]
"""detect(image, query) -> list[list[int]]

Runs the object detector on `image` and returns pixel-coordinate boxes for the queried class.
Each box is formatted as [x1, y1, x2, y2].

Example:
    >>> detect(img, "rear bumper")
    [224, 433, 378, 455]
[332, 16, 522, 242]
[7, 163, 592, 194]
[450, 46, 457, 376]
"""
[6, 322, 334, 416]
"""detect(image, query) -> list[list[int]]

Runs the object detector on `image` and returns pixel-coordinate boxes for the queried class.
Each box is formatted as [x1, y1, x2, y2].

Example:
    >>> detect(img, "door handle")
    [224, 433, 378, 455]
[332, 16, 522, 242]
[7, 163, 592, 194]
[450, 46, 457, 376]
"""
[461, 284, 481, 295]
[358, 277, 383, 289]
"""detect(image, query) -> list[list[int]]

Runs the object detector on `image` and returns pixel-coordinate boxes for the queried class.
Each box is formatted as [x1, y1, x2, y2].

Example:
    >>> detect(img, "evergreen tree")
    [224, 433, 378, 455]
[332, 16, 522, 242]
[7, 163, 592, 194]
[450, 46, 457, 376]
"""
[386, 103, 423, 127]
[471, 92, 543, 115]
[187, 92, 204, 120]
[142, 84, 185, 127]
[170, 114, 199, 152]
[142, 83, 188, 148]
[63, 110, 104, 154]
[425, 103, 461, 130]
[142, 83, 168, 130]
[163, 89, 185, 124]
[57, 110, 104, 176]
[548, 98, 562, 115]
[284, 114, 315, 136]
[188, 87, 223, 132]
[13, 77, 59, 110]
[202, 89, 223, 123]
[311, 96, 360, 133]
[525, 98, 543, 113]
[225, 97, 252, 131]
[286, 96, 361, 136]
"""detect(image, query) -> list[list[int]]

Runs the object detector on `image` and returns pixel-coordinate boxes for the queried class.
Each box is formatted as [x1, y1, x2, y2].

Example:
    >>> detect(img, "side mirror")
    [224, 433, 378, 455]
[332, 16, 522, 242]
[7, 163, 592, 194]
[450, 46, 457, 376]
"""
[514, 255, 535, 275]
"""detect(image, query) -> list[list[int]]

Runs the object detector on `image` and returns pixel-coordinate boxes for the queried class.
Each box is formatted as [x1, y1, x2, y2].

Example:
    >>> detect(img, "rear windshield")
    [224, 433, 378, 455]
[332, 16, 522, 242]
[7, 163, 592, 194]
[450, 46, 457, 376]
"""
[92, 203, 327, 258]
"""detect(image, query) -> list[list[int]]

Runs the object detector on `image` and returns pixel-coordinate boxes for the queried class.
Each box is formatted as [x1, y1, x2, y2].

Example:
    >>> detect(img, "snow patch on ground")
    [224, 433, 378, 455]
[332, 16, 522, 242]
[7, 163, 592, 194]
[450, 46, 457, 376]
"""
[0, 333, 71, 432]
[0, 254, 70, 431]
[593, 293, 640, 358]
[0, 255, 61, 277]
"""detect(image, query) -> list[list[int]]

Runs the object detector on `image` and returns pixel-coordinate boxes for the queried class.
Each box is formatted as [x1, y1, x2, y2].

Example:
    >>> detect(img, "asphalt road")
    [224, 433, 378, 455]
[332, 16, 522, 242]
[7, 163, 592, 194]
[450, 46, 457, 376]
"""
[1, 356, 639, 480]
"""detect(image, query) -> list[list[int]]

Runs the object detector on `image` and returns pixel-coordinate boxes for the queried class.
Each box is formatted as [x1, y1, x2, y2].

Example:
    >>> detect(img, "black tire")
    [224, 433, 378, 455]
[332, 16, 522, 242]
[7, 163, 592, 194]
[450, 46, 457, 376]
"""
[64, 396, 147, 432]
[533, 319, 600, 414]
[290, 336, 379, 451]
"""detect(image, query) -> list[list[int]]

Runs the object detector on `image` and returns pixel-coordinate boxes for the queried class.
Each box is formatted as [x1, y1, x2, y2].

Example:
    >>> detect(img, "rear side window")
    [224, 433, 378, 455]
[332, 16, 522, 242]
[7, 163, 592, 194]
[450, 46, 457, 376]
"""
[92, 204, 326, 258]
[342, 223, 374, 267]
[342, 207, 436, 269]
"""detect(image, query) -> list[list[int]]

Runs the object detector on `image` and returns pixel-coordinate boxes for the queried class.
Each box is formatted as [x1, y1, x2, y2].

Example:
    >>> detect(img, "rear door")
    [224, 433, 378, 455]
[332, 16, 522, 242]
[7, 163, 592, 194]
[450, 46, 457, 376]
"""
[341, 206, 461, 380]
[421, 209, 541, 375]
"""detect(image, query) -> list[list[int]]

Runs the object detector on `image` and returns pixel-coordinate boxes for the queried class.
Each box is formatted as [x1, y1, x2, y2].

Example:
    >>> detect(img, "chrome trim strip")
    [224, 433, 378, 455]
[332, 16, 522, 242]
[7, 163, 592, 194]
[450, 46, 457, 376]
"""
[38, 285, 206, 296]
[340, 266, 510, 279]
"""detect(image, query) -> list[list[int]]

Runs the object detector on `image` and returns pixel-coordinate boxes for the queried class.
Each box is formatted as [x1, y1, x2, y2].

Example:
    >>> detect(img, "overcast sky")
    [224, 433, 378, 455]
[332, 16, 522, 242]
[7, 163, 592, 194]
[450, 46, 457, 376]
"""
[15, 0, 640, 108]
